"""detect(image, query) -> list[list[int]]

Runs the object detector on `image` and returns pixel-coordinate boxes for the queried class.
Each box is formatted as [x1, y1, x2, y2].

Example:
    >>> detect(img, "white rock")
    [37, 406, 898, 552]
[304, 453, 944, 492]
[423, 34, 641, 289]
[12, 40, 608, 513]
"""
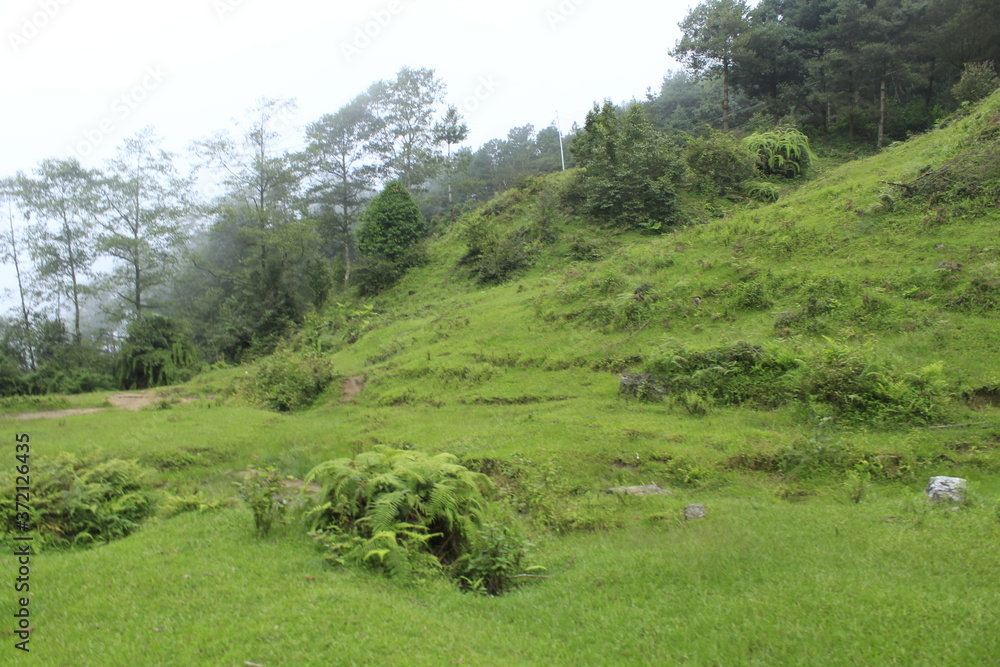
[606, 484, 672, 496]
[684, 504, 707, 521]
[925, 476, 967, 503]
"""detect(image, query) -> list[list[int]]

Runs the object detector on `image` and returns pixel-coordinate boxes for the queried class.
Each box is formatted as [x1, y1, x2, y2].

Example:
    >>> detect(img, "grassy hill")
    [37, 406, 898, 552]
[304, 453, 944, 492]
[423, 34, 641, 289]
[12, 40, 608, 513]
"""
[3, 93, 1000, 665]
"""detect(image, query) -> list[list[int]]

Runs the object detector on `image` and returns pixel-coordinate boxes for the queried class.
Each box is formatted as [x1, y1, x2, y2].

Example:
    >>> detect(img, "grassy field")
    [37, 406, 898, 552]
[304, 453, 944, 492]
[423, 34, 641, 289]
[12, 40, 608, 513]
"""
[3, 93, 1000, 665]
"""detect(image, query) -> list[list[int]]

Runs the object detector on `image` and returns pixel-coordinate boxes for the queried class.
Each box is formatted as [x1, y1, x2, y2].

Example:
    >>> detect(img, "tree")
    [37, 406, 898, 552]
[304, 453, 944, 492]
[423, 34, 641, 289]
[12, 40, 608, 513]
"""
[433, 105, 469, 218]
[357, 181, 425, 263]
[189, 98, 329, 359]
[367, 67, 447, 191]
[98, 127, 193, 324]
[301, 94, 376, 286]
[16, 158, 100, 345]
[0, 179, 36, 370]
[672, 0, 753, 131]
[115, 314, 199, 389]
[570, 101, 686, 231]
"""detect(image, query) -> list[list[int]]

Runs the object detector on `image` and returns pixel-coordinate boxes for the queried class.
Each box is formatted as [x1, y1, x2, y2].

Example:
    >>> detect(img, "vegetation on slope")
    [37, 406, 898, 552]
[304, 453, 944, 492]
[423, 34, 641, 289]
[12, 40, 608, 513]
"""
[2, 91, 999, 664]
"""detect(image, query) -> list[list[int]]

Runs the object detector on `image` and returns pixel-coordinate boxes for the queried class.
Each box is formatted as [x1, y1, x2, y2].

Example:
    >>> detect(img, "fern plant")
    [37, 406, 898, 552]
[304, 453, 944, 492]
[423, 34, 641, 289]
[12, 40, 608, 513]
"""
[306, 447, 536, 589]
[744, 129, 815, 179]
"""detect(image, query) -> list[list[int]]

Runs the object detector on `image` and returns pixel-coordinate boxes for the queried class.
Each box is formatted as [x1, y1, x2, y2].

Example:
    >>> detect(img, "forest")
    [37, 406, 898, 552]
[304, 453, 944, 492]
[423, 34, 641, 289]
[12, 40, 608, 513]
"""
[0, 0, 997, 397]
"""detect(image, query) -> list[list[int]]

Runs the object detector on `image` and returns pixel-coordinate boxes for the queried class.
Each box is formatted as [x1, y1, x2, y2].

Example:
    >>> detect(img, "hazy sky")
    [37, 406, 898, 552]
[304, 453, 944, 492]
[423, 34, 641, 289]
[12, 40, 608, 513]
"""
[2, 0, 691, 174]
[0, 0, 693, 299]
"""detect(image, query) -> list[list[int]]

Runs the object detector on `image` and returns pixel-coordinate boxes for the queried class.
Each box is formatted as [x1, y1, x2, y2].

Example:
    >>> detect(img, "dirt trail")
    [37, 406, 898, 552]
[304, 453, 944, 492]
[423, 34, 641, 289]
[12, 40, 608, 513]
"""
[340, 374, 366, 402]
[11, 391, 159, 420]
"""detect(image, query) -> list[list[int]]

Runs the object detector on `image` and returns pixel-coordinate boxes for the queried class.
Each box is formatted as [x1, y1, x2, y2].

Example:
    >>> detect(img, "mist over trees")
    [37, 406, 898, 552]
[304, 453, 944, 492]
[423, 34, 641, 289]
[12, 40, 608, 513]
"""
[0, 1, 997, 395]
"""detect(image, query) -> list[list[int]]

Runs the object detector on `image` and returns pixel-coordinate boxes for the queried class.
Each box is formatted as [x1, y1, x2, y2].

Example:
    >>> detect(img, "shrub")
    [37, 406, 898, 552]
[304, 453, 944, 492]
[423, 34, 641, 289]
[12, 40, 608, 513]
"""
[731, 280, 773, 310]
[795, 343, 948, 425]
[684, 131, 757, 196]
[459, 215, 538, 284]
[743, 181, 780, 203]
[744, 129, 815, 178]
[952, 61, 999, 105]
[238, 347, 335, 412]
[646, 342, 799, 409]
[236, 463, 287, 537]
[643, 340, 949, 425]
[305, 447, 536, 591]
[0, 452, 153, 550]
[453, 520, 542, 595]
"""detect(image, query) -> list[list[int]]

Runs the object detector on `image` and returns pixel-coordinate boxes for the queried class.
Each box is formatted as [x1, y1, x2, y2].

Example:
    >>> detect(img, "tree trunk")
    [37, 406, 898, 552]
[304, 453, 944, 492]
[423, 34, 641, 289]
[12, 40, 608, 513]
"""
[7, 210, 35, 370]
[878, 74, 887, 148]
[722, 59, 731, 132]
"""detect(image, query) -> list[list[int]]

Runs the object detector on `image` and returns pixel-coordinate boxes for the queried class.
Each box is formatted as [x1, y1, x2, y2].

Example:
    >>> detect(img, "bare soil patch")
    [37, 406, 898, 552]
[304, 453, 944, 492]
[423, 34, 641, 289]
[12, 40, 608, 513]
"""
[341, 374, 366, 402]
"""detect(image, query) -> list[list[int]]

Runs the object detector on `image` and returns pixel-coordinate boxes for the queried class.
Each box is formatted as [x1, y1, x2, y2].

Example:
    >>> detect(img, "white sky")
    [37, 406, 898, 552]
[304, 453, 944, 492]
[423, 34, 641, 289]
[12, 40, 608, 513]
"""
[0, 0, 691, 298]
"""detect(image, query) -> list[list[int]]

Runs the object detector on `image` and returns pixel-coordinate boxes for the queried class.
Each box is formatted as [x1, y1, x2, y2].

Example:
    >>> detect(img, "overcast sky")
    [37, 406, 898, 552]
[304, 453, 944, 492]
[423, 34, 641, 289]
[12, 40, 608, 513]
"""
[0, 0, 692, 298]
[2, 0, 693, 172]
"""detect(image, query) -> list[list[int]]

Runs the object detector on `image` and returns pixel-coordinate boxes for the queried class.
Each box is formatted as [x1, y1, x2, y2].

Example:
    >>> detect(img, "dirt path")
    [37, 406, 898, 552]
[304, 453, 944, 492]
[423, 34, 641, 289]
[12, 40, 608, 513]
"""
[340, 374, 366, 402]
[11, 391, 160, 420]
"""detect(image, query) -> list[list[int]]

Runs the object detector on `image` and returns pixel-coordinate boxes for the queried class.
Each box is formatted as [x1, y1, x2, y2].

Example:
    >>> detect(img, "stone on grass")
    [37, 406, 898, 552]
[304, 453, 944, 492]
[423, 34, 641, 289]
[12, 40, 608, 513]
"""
[684, 504, 707, 521]
[618, 374, 666, 399]
[925, 476, 967, 503]
[606, 484, 672, 496]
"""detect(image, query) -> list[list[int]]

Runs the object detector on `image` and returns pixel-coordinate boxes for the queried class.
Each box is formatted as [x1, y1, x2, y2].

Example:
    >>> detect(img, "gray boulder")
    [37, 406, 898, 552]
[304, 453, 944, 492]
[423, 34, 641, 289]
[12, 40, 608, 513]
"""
[606, 484, 672, 496]
[684, 504, 707, 521]
[925, 476, 967, 503]
[619, 373, 666, 399]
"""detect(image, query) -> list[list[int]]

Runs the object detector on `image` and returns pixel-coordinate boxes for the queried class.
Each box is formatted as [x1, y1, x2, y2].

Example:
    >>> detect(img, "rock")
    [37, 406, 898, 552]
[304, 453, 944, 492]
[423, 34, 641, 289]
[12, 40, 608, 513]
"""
[618, 373, 666, 399]
[684, 504, 707, 521]
[606, 484, 672, 496]
[925, 476, 967, 503]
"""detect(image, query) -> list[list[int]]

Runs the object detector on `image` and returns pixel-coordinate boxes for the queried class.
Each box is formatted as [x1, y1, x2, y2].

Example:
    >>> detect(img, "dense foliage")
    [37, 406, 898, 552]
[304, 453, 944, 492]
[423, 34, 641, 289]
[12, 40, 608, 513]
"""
[570, 102, 686, 231]
[305, 447, 535, 593]
[115, 315, 200, 390]
[0, 453, 153, 550]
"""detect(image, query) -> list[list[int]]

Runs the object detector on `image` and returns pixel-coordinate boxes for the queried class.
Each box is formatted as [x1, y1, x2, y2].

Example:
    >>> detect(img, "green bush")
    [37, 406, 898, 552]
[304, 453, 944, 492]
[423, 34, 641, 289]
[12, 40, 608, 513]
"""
[952, 61, 999, 105]
[453, 520, 542, 595]
[646, 342, 799, 409]
[236, 463, 287, 537]
[643, 341, 949, 425]
[238, 347, 335, 412]
[685, 131, 757, 196]
[0, 452, 153, 550]
[305, 447, 536, 591]
[458, 215, 538, 284]
[357, 181, 426, 263]
[115, 315, 200, 390]
[795, 344, 947, 425]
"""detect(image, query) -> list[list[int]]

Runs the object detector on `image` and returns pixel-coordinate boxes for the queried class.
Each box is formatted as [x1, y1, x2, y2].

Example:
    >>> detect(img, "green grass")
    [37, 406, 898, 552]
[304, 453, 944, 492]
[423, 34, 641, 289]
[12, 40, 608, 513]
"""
[4, 92, 1000, 664]
[12, 481, 999, 665]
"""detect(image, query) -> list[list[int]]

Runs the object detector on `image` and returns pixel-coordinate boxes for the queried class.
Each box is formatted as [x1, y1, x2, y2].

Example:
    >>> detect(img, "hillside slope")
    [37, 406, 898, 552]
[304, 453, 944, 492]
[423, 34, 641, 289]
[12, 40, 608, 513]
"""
[5, 92, 999, 666]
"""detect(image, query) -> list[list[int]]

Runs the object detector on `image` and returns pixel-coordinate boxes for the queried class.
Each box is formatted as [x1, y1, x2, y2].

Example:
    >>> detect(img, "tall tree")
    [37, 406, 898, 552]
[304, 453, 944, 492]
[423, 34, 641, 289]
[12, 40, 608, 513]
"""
[190, 98, 327, 358]
[0, 180, 36, 370]
[16, 159, 100, 345]
[672, 0, 753, 131]
[301, 93, 376, 286]
[367, 67, 447, 191]
[98, 127, 193, 323]
[433, 104, 469, 218]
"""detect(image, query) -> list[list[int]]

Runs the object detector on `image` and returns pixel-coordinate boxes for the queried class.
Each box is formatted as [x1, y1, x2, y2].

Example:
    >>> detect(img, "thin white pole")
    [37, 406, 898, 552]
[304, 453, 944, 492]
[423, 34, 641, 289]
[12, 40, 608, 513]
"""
[556, 111, 566, 171]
